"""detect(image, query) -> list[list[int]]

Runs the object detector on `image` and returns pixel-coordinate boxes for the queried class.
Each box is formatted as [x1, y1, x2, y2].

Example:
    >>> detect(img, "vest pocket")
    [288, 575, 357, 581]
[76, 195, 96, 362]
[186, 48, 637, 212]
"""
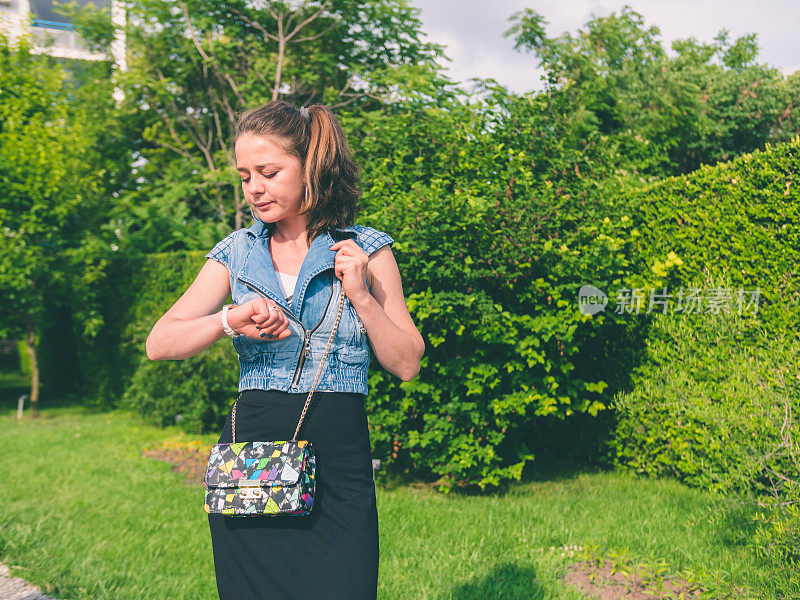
[232, 335, 273, 363]
[331, 345, 369, 364]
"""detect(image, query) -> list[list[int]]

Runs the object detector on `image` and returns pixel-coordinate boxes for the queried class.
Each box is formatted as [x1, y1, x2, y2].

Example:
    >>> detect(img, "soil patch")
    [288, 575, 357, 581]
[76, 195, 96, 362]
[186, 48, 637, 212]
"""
[141, 444, 212, 486]
[563, 559, 703, 599]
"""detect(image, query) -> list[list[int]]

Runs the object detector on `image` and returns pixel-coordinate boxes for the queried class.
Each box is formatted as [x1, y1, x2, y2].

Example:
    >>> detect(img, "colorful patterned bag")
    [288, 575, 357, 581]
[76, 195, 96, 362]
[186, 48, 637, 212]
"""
[204, 287, 346, 517]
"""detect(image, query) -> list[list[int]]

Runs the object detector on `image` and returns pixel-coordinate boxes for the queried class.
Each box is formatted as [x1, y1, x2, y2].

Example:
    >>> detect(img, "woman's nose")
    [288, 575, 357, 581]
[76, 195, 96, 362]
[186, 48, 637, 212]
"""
[245, 174, 266, 194]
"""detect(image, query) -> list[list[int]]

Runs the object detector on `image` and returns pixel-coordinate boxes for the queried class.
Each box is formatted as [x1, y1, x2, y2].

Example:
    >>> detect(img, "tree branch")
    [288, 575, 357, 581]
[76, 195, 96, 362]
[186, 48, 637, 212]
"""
[230, 7, 280, 42]
[177, 0, 212, 62]
[285, 0, 331, 42]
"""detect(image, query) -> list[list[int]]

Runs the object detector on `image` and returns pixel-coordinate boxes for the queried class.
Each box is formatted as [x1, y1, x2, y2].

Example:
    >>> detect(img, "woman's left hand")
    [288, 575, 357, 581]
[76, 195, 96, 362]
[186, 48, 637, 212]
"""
[329, 239, 370, 304]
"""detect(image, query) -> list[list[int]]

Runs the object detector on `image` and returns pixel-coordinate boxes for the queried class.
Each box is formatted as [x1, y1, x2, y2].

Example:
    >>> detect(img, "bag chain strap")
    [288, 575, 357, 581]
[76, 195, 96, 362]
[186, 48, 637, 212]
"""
[231, 284, 347, 444]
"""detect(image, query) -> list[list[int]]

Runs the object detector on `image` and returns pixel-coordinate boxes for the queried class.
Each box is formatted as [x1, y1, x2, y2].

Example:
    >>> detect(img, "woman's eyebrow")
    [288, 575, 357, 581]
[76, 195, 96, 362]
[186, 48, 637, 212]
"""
[236, 163, 280, 172]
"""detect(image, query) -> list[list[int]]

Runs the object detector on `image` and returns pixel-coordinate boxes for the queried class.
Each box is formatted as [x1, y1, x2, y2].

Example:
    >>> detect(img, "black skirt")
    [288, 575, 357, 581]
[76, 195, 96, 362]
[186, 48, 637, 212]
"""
[207, 389, 379, 600]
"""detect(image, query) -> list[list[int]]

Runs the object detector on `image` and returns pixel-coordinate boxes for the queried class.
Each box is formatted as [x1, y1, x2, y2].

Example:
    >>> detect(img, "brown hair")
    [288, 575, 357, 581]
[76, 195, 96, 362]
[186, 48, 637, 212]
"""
[234, 100, 360, 243]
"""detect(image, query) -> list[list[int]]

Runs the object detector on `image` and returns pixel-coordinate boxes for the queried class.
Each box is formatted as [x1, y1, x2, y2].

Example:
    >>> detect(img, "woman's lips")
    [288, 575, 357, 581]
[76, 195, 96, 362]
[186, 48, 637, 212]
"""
[254, 202, 273, 209]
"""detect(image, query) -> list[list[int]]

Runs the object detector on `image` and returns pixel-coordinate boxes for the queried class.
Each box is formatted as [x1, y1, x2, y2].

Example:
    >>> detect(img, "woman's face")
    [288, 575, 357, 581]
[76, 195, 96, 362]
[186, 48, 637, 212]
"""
[235, 133, 304, 223]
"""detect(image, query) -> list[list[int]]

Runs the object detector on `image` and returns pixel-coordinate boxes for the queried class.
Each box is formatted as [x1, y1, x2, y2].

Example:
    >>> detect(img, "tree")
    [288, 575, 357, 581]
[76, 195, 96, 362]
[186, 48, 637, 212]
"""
[505, 5, 795, 175]
[0, 32, 111, 416]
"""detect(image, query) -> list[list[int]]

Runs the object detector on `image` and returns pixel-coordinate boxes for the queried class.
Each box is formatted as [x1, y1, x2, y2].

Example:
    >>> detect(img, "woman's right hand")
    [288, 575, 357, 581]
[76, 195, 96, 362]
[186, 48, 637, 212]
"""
[226, 298, 293, 341]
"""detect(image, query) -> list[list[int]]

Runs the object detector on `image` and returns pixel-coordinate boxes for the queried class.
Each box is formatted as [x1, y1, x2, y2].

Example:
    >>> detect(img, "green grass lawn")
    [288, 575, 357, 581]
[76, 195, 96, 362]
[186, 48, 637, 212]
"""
[0, 401, 780, 600]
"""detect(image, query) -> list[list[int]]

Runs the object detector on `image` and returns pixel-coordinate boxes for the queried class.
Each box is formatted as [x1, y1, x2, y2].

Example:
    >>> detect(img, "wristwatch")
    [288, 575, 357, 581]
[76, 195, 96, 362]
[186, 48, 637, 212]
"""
[221, 304, 241, 338]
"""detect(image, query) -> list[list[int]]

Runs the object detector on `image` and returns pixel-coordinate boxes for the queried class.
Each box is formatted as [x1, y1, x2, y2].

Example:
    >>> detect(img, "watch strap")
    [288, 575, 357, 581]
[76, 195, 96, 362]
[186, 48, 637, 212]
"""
[221, 304, 241, 338]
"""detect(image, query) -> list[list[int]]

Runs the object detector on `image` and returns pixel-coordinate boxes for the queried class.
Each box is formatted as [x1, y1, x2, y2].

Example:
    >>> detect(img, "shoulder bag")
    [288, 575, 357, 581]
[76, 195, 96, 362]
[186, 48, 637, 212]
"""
[203, 284, 346, 517]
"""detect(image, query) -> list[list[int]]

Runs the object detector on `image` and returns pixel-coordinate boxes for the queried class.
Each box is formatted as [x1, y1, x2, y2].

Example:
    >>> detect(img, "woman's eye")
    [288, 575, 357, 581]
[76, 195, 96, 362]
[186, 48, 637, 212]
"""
[240, 172, 276, 184]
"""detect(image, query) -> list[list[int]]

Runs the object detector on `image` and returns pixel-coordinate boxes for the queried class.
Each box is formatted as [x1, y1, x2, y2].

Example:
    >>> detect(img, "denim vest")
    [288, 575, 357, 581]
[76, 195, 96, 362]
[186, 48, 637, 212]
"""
[205, 219, 394, 396]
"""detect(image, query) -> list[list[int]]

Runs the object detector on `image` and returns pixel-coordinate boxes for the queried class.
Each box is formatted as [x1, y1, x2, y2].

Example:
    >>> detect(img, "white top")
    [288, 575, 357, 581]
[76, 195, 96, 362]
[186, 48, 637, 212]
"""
[275, 271, 298, 302]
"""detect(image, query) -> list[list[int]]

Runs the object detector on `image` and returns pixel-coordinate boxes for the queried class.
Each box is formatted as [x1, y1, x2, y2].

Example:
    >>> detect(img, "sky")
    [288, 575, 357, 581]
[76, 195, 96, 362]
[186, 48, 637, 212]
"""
[407, 0, 800, 95]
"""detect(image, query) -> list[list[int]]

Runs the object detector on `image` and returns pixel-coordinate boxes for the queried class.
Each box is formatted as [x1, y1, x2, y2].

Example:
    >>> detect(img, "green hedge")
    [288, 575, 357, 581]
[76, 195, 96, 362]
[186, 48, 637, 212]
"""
[70, 250, 238, 432]
[607, 138, 800, 580]
[609, 136, 800, 486]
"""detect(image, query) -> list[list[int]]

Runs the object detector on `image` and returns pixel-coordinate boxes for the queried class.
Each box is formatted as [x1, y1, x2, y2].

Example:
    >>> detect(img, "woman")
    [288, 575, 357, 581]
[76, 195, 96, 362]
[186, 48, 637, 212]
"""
[145, 100, 425, 600]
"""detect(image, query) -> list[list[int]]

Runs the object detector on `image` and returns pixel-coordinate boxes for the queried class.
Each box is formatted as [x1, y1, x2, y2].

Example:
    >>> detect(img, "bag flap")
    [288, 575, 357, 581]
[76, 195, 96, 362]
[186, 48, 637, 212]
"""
[204, 440, 310, 488]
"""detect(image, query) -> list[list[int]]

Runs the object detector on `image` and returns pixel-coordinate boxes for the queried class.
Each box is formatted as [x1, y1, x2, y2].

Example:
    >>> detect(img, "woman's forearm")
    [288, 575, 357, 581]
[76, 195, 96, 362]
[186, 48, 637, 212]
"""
[146, 310, 228, 361]
[349, 293, 422, 381]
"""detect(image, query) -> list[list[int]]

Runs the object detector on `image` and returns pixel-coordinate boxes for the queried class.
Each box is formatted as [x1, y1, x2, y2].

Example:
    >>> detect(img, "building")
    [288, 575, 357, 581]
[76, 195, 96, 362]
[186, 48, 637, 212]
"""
[0, 0, 125, 70]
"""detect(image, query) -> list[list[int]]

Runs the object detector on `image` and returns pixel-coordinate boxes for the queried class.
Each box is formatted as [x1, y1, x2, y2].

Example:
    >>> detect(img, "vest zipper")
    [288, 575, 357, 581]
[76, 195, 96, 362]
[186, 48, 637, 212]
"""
[239, 272, 335, 389]
[346, 299, 366, 334]
[354, 308, 366, 333]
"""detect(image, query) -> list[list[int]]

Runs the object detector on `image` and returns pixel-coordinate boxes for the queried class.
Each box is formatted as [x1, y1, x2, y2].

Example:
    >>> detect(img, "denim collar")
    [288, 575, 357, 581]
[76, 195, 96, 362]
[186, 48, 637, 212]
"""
[240, 220, 357, 315]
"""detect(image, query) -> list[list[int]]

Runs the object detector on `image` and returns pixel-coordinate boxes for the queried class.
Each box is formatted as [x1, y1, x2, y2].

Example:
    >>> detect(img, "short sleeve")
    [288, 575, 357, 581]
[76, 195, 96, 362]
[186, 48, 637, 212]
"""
[205, 231, 236, 270]
[359, 227, 394, 256]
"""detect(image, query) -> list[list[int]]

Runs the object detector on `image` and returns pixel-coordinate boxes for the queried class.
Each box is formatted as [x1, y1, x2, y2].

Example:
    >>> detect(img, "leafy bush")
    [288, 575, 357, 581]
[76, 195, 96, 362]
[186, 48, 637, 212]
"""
[608, 272, 800, 495]
[347, 88, 671, 492]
